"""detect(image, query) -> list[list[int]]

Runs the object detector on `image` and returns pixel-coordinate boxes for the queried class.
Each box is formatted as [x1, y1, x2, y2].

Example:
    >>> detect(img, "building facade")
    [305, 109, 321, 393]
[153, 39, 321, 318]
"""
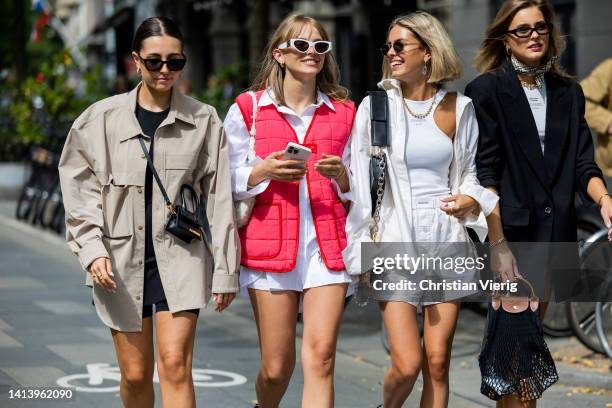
[55, 0, 612, 102]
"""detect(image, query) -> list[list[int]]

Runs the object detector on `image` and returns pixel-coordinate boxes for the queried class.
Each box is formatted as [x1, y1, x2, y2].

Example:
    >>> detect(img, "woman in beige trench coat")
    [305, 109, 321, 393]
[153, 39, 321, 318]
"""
[58, 17, 239, 408]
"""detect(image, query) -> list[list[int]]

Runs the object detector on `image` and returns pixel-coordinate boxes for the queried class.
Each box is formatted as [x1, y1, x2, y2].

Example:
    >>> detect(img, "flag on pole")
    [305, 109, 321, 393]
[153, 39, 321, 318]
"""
[31, 0, 49, 42]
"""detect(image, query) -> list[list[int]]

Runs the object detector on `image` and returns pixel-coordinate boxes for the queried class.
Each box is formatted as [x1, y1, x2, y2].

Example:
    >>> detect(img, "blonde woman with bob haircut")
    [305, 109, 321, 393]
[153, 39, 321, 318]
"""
[344, 11, 498, 407]
[223, 13, 356, 408]
[466, 1, 608, 406]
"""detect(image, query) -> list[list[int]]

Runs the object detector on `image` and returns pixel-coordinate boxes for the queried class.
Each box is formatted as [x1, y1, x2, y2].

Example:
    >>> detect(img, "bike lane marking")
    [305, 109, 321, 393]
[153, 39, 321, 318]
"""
[56, 363, 247, 393]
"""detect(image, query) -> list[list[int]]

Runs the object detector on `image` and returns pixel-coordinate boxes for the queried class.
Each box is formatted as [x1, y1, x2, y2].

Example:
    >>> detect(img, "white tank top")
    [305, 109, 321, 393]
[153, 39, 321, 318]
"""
[404, 89, 453, 199]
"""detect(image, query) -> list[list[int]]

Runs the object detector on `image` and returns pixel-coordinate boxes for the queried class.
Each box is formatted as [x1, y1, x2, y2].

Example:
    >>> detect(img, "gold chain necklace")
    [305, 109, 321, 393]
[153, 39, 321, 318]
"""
[403, 93, 437, 119]
[520, 79, 542, 90]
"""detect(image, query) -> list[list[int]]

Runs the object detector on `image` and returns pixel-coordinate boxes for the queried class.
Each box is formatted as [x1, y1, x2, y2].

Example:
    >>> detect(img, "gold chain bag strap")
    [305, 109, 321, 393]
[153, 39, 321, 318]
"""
[233, 91, 258, 228]
[368, 91, 389, 242]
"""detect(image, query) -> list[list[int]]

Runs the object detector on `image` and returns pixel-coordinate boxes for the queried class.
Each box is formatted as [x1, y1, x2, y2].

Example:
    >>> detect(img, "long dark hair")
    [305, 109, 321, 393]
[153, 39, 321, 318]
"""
[474, 0, 568, 77]
[132, 17, 184, 53]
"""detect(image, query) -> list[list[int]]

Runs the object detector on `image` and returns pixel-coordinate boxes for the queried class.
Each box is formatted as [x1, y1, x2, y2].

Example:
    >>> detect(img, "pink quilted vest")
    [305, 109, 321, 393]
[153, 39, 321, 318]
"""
[235, 91, 356, 273]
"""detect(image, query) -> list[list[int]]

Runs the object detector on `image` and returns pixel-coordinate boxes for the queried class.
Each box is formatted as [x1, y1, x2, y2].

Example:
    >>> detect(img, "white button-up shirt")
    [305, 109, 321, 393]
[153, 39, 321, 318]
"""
[224, 89, 353, 292]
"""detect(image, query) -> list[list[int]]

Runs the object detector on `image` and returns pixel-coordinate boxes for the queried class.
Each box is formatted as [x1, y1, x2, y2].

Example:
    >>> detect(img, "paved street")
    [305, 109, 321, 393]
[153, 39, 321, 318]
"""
[0, 201, 610, 407]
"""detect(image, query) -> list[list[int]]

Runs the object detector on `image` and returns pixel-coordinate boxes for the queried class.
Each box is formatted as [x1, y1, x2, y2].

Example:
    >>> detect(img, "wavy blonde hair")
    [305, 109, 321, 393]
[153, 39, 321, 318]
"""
[474, 0, 568, 76]
[382, 11, 462, 83]
[250, 14, 348, 105]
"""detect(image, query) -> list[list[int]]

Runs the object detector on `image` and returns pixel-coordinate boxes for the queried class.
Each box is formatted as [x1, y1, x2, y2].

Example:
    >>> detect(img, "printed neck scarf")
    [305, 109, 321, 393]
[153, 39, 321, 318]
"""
[510, 54, 557, 89]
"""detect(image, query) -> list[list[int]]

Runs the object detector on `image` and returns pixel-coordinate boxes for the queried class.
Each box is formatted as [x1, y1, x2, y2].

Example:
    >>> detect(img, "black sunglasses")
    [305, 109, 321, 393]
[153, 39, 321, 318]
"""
[506, 22, 553, 38]
[379, 40, 421, 56]
[138, 55, 187, 72]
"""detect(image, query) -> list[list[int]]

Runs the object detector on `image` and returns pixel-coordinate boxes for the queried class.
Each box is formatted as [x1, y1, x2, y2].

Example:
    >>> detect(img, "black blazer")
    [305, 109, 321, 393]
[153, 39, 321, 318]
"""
[465, 60, 604, 242]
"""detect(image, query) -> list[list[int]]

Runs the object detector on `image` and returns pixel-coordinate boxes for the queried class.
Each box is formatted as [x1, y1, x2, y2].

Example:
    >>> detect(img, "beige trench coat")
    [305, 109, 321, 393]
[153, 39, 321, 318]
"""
[581, 58, 612, 177]
[59, 85, 240, 332]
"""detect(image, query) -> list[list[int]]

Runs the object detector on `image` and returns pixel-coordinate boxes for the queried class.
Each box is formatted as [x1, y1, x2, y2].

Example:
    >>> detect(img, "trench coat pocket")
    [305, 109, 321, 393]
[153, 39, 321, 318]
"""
[166, 153, 197, 169]
[101, 174, 136, 238]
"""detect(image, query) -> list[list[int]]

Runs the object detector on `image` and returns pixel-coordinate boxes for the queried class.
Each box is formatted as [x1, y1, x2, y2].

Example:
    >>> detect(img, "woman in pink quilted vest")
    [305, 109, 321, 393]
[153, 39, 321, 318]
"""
[223, 13, 356, 408]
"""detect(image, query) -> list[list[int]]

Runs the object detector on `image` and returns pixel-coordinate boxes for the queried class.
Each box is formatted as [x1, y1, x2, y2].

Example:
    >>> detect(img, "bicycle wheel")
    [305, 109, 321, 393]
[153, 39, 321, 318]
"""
[15, 173, 39, 221]
[567, 230, 610, 353]
[595, 302, 612, 359]
[567, 301, 603, 354]
[542, 302, 572, 337]
[39, 181, 61, 229]
[50, 201, 65, 234]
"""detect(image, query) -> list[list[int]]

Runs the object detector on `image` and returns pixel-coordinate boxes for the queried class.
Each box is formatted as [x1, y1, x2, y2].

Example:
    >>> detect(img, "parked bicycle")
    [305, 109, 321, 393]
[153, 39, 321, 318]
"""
[15, 146, 63, 233]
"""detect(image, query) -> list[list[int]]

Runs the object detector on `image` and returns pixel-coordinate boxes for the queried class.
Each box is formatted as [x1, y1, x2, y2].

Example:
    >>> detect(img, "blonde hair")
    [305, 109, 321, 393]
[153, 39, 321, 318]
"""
[382, 11, 462, 83]
[250, 14, 348, 105]
[474, 0, 569, 76]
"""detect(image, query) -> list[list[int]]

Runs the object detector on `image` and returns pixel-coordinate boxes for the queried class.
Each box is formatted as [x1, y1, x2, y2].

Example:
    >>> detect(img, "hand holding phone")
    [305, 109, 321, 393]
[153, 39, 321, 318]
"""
[282, 142, 312, 161]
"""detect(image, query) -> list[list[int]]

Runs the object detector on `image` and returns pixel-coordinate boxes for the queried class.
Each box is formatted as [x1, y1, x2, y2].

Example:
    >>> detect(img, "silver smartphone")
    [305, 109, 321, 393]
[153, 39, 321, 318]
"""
[282, 142, 312, 161]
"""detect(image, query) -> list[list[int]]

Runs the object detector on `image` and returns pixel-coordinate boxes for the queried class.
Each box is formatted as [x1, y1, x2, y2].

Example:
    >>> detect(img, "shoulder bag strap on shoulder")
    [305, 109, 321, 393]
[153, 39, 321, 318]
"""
[367, 90, 389, 147]
[138, 136, 173, 208]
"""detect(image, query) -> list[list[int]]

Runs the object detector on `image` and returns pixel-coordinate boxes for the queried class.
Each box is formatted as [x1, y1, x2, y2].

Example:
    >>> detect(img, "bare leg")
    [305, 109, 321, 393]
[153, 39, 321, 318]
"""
[249, 288, 300, 408]
[380, 301, 423, 408]
[500, 393, 536, 408]
[155, 311, 198, 408]
[111, 317, 155, 408]
[300, 283, 348, 408]
[420, 302, 460, 408]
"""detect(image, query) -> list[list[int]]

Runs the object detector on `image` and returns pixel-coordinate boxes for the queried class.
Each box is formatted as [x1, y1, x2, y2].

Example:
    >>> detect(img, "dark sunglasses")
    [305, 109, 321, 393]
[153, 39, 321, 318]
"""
[380, 40, 421, 56]
[138, 55, 187, 72]
[506, 22, 553, 38]
[278, 39, 332, 54]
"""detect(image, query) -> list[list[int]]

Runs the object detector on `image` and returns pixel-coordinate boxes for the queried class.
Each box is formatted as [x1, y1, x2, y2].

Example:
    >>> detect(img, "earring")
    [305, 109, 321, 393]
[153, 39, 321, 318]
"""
[506, 47, 512, 56]
[280, 61, 285, 68]
[421, 63, 429, 76]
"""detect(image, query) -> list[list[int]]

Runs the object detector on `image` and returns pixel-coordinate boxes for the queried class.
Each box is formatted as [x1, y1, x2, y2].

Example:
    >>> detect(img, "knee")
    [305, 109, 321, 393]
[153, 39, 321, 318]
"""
[158, 350, 191, 385]
[122, 365, 153, 390]
[425, 352, 450, 383]
[391, 355, 421, 384]
[301, 341, 335, 377]
[260, 359, 294, 386]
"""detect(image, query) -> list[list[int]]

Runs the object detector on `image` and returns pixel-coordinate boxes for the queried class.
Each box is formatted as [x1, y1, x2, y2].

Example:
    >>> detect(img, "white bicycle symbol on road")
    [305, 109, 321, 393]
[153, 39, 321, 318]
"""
[57, 363, 247, 393]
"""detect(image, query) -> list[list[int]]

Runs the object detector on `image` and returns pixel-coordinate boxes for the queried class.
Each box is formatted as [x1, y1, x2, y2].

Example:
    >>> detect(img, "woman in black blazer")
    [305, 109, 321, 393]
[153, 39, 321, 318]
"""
[465, 0, 612, 406]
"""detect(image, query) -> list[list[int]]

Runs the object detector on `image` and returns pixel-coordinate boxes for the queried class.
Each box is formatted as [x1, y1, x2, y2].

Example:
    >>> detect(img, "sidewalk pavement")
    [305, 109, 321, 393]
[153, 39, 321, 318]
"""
[0, 200, 610, 407]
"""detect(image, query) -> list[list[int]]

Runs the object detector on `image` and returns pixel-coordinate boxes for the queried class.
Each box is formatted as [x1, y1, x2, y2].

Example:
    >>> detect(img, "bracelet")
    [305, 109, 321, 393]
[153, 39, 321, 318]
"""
[597, 193, 611, 208]
[489, 237, 507, 249]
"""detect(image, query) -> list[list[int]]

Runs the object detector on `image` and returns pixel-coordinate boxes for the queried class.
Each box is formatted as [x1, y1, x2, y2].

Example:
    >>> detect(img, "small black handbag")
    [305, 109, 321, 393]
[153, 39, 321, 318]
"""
[138, 137, 209, 244]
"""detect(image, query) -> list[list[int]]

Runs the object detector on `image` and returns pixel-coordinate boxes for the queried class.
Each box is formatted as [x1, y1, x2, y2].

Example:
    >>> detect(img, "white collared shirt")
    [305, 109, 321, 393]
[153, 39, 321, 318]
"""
[224, 88, 353, 292]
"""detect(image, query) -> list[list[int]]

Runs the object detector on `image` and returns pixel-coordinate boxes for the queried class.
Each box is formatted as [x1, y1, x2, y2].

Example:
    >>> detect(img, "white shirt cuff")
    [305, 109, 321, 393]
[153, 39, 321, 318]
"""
[233, 158, 271, 200]
[331, 179, 352, 202]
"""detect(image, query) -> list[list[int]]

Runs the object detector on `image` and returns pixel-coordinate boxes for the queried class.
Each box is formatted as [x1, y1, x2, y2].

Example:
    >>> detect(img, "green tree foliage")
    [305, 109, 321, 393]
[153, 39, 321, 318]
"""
[6, 51, 106, 149]
[199, 61, 249, 118]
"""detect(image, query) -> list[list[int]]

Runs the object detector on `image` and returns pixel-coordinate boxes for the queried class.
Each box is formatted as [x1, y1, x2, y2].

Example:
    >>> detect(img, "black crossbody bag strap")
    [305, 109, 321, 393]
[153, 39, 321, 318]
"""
[138, 136, 174, 212]
[367, 91, 389, 241]
[368, 90, 389, 147]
